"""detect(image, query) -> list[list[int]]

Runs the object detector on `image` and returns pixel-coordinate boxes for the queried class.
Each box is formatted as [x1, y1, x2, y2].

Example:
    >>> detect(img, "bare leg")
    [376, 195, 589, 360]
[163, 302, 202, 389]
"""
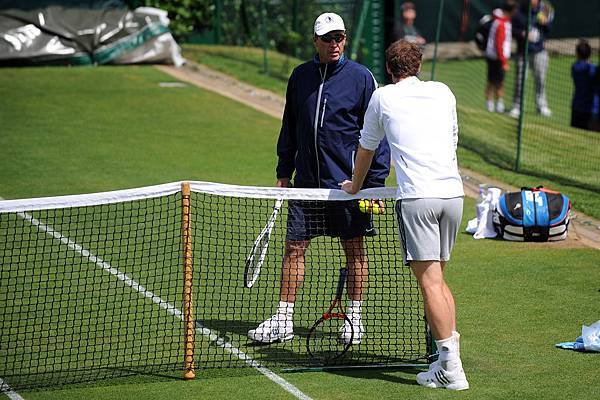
[280, 240, 310, 303]
[440, 261, 456, 332]
[485, 82, 494, 101]
[341, 236, 367, 301]
[496, 83, 504, 102]
[411, 260, 453, 341]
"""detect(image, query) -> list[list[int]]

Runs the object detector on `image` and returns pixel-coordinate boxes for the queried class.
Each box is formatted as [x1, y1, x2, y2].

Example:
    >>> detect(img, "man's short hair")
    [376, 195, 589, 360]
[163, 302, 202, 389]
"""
[385, 40, 422, 80]
[401, 2, 416, 12]
[501, 1, 517, 13]
[576, 39, 591, 60]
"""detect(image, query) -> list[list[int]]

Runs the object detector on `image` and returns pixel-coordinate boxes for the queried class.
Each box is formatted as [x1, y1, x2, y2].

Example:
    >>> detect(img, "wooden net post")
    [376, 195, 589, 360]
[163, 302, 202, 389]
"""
[181, 182, 195, 380]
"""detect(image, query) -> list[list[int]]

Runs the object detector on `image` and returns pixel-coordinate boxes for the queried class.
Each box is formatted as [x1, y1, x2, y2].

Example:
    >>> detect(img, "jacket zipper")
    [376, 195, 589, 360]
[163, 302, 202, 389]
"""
[320, 98, 327, 127]
[313, 63, 328, 188]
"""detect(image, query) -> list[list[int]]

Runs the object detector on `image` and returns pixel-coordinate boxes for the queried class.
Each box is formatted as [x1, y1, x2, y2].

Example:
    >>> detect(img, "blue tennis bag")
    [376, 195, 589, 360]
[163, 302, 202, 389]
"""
[493, 187, 571, 242]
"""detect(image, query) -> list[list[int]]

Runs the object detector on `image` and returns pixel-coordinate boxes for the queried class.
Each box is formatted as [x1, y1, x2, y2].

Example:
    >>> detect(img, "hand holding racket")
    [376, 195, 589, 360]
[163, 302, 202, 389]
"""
[244, 199, 283, 288]
[306, 267, 353, 362]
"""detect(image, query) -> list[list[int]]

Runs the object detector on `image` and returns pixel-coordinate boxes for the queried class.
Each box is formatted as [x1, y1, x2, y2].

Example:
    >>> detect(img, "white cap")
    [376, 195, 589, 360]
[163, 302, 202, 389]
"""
[314, 13, 345, 36]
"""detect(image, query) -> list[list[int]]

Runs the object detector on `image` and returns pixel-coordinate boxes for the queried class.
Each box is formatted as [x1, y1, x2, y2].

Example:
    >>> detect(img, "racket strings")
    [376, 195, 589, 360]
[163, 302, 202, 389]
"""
[307, 316, 352, 362]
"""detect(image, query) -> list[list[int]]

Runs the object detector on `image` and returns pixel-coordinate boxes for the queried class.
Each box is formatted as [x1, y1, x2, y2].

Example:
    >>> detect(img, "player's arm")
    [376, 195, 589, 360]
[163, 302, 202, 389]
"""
[342, 90, 384, 194]
[359, 80, 390, 187]
[342, 146, 375, 194]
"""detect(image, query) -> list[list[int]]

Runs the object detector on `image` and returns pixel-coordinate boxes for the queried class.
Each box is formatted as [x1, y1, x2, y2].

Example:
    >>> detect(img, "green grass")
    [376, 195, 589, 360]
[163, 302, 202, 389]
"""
[181, 44, 300, 96]
[1, 66, 600, 400]
[180, 45, 600, 219]
[0, 65, 280, 198]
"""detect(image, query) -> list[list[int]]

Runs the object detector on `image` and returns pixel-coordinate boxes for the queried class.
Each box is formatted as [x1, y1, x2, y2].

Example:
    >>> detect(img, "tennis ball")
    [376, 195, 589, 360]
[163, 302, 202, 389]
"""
[371, 202, 384, 215]
[358, 199, 369, 213]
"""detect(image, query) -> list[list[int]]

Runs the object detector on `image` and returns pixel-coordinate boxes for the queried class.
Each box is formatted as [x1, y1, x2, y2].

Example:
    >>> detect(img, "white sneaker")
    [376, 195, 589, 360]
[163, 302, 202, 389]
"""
[496, 101, 505, 113]
[486, 101, 495, 112]
[248, 315, 294, 343]
[416, 363, 469, 391]
[539, 106, 552, 117]
[339, 317, 363, 345]
[509, 107, 520, 118]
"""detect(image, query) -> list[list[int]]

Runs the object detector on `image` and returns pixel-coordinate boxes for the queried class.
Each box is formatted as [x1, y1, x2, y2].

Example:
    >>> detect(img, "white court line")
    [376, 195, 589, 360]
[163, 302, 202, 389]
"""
[0, 378, 25, 400]
[9, 210, 313, 400]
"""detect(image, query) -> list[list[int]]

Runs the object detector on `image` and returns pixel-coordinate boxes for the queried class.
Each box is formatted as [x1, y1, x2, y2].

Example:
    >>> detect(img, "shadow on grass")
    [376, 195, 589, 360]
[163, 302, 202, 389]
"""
[325, 365, 423, 386]
[198, 318, 428, 367]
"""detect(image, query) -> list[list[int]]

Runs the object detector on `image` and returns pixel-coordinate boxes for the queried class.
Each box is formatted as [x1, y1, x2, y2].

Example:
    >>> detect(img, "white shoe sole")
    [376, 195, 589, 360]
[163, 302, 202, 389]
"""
[416, 375, 469, 390]
[416, 369, 469, 391]
[339, 336, 362, 345]
[247, 332, 294, 344]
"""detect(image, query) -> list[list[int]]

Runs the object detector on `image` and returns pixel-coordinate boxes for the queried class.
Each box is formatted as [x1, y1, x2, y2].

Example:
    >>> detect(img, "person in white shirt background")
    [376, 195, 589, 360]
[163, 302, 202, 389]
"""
[341, 39, 469, 391]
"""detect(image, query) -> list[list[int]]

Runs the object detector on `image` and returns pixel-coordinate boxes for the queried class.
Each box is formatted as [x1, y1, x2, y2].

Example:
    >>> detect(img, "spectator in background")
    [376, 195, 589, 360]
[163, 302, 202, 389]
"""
[510, 0, 554, 118]
[571, 39, 599, 131]
[392, 2, 426, 47]
[484, 2, 517, 113]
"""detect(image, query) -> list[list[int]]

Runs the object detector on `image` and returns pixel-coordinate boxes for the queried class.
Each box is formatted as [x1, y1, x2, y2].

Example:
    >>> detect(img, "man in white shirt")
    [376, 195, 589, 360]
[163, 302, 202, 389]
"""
[341, 40, 469, 391]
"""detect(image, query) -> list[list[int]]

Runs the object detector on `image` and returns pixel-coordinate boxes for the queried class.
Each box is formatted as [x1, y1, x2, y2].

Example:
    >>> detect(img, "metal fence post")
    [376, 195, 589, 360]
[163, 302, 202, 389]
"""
[515, 0, 532, 172]
[214, 0, 222, 45]
[431, 0, 445, 81]
[261, 0, 268, 75]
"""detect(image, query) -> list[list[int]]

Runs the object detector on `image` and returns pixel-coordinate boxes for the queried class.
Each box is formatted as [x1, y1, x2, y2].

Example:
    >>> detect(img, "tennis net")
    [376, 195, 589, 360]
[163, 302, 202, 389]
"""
[0, 181, 430, 391]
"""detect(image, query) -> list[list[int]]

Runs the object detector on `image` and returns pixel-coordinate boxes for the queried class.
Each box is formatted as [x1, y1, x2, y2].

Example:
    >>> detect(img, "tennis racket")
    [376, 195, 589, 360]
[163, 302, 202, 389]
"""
[306, 267, 353, 362]
[244, 198, 283, 288]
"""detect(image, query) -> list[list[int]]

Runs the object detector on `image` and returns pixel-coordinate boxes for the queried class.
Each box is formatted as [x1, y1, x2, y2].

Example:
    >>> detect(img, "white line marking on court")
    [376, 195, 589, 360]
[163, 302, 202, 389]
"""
[0, 378, 25, 400]
[14, 210, 313, 400]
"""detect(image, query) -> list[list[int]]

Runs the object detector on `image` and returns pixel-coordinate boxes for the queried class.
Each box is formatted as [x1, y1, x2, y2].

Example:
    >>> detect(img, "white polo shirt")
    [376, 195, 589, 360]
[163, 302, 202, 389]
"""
[359, 76, 464, 199]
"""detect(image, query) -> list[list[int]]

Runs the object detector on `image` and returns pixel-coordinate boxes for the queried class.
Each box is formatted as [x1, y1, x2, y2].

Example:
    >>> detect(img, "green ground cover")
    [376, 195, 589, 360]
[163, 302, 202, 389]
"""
[1, 65, 599, 400]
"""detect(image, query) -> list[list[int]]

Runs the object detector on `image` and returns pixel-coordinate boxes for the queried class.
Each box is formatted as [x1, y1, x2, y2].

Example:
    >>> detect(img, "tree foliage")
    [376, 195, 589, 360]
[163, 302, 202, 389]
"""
[126, 0, 356, 59]
[126, 0, 212, 40]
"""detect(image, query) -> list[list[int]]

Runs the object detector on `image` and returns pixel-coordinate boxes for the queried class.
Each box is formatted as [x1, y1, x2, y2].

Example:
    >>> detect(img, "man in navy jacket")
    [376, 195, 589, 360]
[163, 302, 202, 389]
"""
[248, 12, 390, 345]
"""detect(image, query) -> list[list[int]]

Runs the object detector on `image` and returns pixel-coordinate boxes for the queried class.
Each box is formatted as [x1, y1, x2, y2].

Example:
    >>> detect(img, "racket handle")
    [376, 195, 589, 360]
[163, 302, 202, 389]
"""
[335, 268, 348, 300]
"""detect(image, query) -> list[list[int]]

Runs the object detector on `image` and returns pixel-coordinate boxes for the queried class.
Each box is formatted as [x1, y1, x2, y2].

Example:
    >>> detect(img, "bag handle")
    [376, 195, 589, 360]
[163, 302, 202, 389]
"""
[520, 186, 561, 195]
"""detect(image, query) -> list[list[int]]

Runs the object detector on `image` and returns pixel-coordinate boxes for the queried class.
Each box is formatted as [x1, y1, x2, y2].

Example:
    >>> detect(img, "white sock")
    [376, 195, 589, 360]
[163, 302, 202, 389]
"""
[347, 300, 363, 320]
[277, 301, 294, 320]
[486, 100, 494, 112]
[436, 336, 461, 372]
[452, 330, 461, 357]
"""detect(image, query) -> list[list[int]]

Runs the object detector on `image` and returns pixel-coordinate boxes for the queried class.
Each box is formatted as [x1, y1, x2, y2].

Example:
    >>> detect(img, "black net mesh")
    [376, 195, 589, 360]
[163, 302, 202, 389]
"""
[193, 194, 427, 369]
[0, 187, 428, 392]
[0, 195, 183, 391]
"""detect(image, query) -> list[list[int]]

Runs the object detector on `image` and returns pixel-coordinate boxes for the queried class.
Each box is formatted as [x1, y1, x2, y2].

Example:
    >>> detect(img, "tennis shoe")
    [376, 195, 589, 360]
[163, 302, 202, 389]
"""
[495, 101, 505, 113]
[509, 107, 520, 118]
[248, 315, 294, 344]
[416, 363, 469, 391]
[539, 106, 552, 117]
[339, 317, 363, 345]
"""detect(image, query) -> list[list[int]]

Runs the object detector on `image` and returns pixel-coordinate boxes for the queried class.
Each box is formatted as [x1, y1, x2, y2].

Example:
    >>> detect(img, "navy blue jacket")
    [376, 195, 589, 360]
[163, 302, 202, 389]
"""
[571, 61, 599, 114]
[513, 3, 553, 55]
[276, 54, 390, 189]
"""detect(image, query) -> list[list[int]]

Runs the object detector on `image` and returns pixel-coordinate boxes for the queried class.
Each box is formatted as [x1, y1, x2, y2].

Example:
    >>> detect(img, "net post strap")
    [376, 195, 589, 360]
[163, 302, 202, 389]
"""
[182, 182, 195, 380]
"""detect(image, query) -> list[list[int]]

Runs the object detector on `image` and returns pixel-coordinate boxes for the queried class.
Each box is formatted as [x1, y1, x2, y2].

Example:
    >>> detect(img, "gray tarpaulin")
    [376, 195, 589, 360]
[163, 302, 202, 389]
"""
[0, 1, 184, 66]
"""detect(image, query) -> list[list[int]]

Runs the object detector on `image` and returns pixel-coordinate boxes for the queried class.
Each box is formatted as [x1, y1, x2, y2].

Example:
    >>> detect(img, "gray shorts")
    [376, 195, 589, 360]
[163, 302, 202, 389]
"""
[395, 197, 463, 266]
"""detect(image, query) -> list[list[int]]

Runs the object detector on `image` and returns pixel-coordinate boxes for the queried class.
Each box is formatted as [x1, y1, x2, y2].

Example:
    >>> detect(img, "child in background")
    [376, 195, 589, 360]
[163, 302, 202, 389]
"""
[484, 2, 517, 113]
[571, 40, 599, 131]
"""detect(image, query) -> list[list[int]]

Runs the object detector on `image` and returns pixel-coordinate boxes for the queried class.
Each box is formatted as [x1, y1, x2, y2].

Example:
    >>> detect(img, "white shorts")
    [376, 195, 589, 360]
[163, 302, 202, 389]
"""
[395, 197, 463, 266]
